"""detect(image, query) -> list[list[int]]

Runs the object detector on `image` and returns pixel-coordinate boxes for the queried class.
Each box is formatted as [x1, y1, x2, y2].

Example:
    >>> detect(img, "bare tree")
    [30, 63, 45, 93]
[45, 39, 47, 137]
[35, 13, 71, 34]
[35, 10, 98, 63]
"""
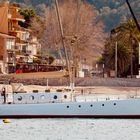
[31, 0, 106, 67]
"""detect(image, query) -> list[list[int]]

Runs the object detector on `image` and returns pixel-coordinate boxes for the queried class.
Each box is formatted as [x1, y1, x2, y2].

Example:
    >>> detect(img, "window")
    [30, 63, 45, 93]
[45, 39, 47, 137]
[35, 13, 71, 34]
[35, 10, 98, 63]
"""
[17, 96, 22, 101]
[15, 46, 19, 50]
[102, 104, 104, 106]
[78, 105, 81, 108]
[21, 32, 30, 40]
[22, 45, 27, 53]
[90, 105, 93, 107]
[40, 95, 45, 100]
[8, 21, 12, 30]
[64, 95, 67, 99]
[67, 106, 69, 108]
[30, 96, 34, 100]
[114, 103, 116, 106]
[6, 39, 15, 50]
[54, 95, 58, 99]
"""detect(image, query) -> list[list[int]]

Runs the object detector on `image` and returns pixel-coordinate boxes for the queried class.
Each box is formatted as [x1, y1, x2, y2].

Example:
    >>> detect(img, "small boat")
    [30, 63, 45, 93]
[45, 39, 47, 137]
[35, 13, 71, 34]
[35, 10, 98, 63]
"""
[3, 119, 12, 123]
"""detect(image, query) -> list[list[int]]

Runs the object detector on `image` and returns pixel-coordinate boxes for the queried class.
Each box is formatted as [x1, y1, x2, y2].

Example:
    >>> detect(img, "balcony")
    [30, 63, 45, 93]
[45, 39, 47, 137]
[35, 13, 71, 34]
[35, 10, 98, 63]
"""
[15, 37, 28, 46]
[15, 50, 26, 56]
[8, 11, 25, 22]
[26, 50, 32, 55]
[7, 49, 15, 52]
[15, 50, 31, 56]
[9, 26, 27, 34]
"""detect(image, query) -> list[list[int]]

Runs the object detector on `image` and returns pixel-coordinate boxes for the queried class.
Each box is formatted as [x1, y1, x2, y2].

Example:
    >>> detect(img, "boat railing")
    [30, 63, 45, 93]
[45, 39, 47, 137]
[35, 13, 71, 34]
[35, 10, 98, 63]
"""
[75, 94, 140, 102]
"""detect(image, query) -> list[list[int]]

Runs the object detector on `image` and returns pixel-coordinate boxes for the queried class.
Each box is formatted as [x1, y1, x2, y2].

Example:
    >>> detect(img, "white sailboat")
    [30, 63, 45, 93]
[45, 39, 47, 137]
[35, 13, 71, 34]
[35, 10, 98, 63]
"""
[1, 84, 140, 118]
[0, 0, 140, 118]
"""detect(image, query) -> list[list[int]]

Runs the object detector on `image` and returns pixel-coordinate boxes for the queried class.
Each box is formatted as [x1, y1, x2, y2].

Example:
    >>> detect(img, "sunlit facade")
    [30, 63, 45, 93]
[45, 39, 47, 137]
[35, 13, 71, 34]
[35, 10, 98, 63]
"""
[0, 1, 40, 73]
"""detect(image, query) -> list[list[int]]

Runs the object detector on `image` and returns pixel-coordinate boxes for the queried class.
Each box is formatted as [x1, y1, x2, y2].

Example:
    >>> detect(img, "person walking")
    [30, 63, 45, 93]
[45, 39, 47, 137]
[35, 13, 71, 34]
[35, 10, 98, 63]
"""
[1, 87, 6, 104]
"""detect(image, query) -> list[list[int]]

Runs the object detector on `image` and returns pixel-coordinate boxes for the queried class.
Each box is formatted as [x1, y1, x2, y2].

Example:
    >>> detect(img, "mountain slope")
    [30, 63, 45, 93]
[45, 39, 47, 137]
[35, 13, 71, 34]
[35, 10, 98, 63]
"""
[8, 0, 140, 31]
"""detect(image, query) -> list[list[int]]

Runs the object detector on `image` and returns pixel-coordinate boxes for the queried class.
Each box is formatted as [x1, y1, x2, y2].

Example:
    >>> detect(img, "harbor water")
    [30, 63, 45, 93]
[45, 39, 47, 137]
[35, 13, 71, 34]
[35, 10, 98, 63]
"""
[0, 119, 140, 140]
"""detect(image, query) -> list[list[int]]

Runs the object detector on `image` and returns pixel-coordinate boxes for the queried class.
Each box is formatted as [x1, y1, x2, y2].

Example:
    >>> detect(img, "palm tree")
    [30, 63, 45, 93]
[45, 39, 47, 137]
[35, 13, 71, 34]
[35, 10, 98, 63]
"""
[110, 19, 140, 77]
[103, 38, 131, 77]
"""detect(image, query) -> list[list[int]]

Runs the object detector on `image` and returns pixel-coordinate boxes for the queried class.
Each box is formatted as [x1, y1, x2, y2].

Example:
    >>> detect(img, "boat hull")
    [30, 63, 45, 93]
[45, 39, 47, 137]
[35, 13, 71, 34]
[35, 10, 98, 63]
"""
[1, 99, 140, 118]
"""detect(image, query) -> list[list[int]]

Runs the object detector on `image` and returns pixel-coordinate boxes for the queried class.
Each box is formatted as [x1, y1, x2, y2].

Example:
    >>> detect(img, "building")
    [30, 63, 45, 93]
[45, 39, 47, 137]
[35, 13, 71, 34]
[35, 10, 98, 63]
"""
[0, 1, 40, 73]
[0, 33, 15, 73]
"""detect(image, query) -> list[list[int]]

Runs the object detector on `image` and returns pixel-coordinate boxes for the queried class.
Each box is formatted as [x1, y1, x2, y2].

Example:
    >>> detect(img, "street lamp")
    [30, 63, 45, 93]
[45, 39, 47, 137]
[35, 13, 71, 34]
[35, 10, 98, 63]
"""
[115, 41, 118, 78]
[12, 51, 16, 73]
[103, 63, 105, 78]
[111, 30, 118, 78]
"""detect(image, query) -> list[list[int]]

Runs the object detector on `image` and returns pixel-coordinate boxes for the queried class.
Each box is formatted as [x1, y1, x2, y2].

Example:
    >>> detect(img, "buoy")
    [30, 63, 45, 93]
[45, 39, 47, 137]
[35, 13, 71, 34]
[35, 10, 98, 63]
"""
[3, 119, 12, 123]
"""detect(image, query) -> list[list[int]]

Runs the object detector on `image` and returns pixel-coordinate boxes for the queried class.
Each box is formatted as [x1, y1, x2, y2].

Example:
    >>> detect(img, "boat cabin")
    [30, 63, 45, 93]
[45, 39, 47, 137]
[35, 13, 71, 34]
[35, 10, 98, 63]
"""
[0, 91, 72, 104]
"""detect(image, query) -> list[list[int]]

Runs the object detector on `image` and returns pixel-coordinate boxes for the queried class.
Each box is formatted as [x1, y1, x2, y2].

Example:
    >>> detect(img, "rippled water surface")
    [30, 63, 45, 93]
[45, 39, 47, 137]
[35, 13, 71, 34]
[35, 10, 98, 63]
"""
[0, 119, 140, 140]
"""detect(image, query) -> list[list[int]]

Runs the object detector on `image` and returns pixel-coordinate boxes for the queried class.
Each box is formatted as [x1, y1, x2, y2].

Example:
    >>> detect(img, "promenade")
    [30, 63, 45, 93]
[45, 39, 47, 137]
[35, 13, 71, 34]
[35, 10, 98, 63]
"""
[1, 74, 140, 87]
[0, 72, 140, 97]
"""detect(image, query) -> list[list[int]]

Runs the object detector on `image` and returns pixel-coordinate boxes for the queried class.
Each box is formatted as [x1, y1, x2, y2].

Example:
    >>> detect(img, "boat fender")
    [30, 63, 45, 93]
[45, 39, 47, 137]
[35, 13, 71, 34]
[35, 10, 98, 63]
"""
[3, 119, 12, 123]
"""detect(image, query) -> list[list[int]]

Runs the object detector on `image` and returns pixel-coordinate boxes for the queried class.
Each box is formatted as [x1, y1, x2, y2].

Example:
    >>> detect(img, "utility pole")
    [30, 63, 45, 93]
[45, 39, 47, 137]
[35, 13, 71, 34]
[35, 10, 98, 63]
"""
[115, 42, 118, 78]
[130, 39, 133, 78]
[103, 63, 105, 78]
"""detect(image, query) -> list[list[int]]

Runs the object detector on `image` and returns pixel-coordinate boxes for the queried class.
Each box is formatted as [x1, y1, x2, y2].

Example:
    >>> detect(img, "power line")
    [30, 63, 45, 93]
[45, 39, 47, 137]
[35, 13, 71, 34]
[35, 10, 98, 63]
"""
[126, 0, 140, 33]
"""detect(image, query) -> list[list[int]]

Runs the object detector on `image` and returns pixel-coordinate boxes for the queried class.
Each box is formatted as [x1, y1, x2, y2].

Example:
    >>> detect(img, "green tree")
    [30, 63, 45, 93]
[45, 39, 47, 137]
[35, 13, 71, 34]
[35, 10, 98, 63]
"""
[113, 19, 140, 77]
[104, 19, 140, 77]
[19, 8, 36, 28]
[103, 39, 131, 76]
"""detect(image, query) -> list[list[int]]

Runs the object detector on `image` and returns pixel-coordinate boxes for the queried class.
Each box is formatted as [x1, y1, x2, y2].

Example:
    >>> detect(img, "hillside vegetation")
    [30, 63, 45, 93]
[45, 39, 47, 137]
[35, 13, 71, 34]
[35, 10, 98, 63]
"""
[8, 0, 140, 32]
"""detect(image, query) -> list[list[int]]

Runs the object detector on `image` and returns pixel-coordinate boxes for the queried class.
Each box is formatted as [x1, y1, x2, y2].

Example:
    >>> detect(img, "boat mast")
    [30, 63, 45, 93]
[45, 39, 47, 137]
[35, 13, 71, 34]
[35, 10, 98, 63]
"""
[54, 0, 74, 91]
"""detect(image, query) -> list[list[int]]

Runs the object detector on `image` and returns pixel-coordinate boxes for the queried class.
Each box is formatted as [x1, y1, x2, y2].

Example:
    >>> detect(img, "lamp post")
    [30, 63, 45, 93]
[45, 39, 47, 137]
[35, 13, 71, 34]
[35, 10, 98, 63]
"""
[13, 51, 16, 73]
[103, 63, 105, 78]
[115, 41, 118, 78]
[95, 63, 98, 76]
